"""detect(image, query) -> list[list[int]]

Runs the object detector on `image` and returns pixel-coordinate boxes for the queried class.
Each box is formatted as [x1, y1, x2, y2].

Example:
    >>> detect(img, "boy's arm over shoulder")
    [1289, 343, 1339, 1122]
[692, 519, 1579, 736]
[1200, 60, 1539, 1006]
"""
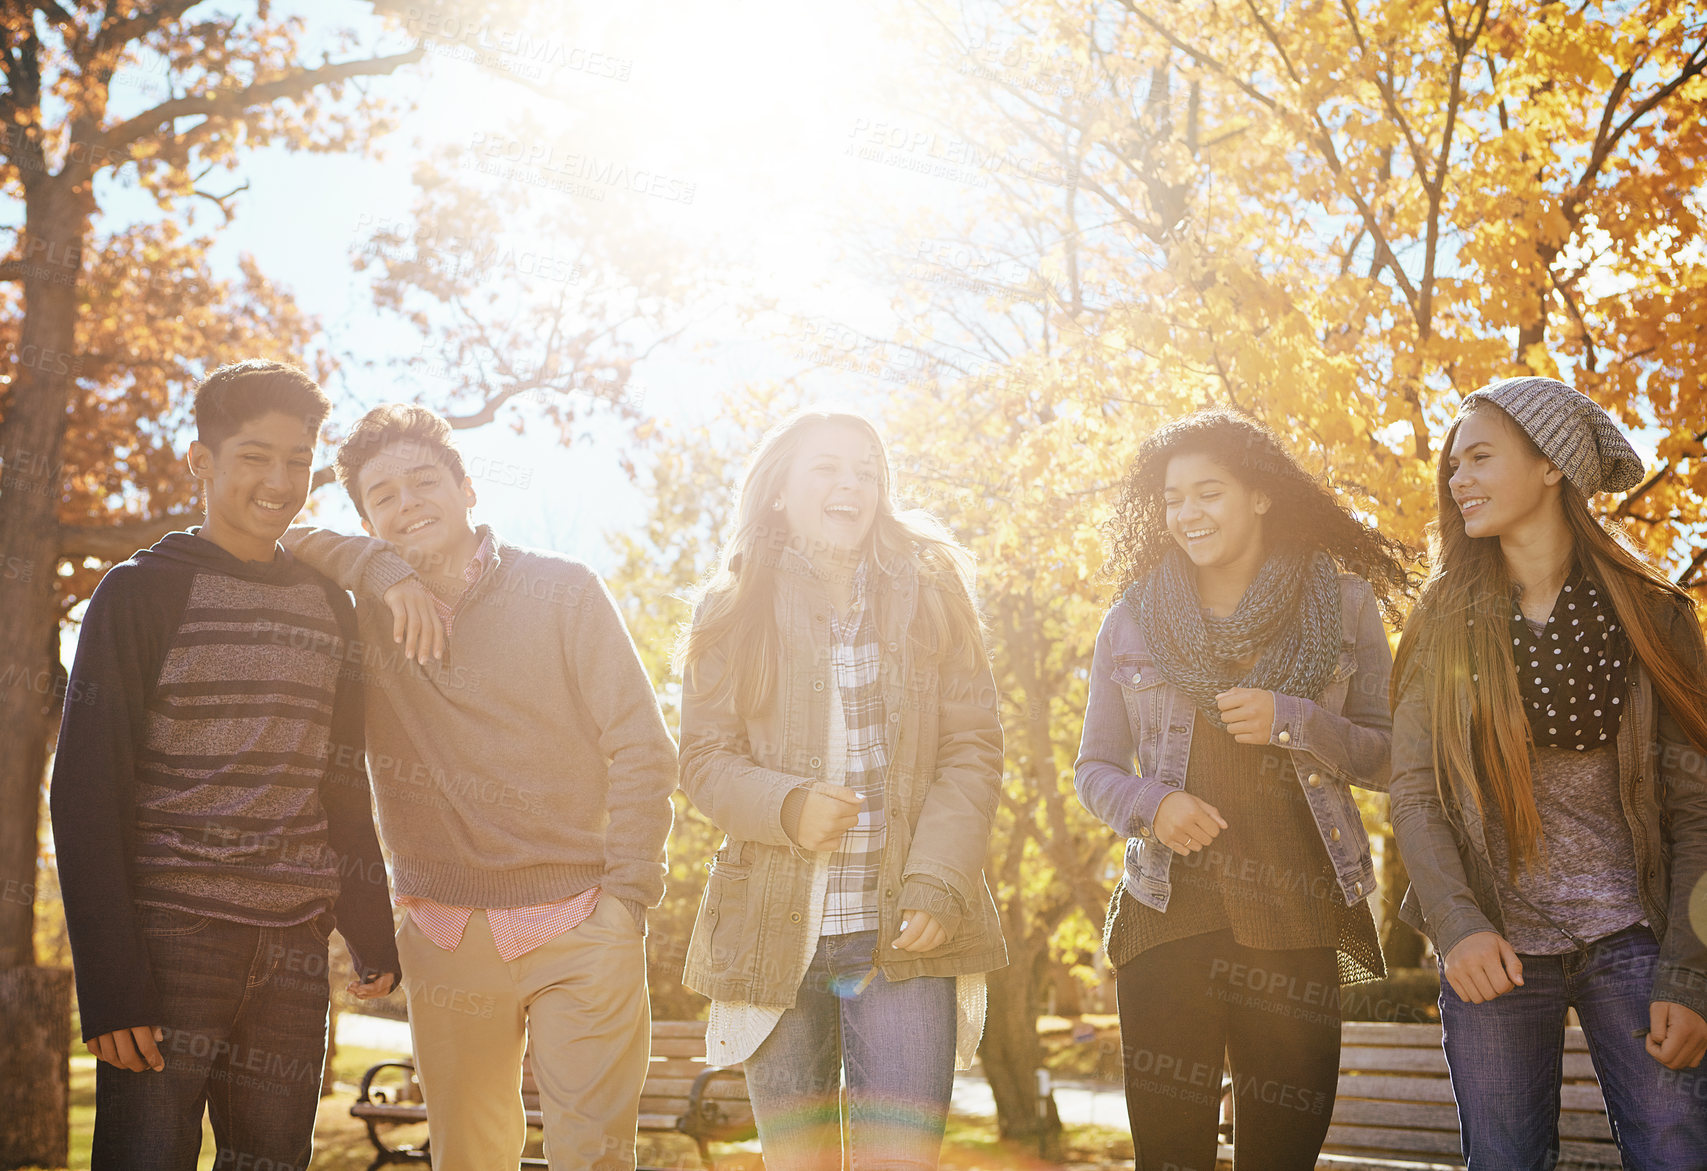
[50, 559, 180, 1041]
[315, 584, 401, 982]
[557, 558, 676, 930]
[282, 524, 416, 600]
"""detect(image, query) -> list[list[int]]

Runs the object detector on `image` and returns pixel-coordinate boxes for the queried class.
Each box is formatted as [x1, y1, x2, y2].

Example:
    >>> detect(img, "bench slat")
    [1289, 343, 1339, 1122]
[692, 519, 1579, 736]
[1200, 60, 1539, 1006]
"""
[648, 1021, 709, 1039]
[647, 1057, 713, 1078]
[1340, 1022, 1593, 1053]
[1342, 1046, 1598, 1080]
[1328, 1099, 1612, 1143]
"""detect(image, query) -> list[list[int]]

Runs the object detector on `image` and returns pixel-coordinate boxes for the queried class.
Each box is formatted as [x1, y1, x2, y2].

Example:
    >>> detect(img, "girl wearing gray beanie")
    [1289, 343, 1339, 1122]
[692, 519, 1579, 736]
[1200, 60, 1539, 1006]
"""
[1075, 407, 1414, 1170]
[1390, 377, 1707, 1170]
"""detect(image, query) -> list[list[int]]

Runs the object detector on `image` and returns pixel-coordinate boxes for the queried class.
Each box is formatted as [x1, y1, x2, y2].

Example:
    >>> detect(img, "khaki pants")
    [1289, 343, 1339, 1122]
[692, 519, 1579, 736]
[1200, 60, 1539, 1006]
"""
[398, 895, 651, 1171]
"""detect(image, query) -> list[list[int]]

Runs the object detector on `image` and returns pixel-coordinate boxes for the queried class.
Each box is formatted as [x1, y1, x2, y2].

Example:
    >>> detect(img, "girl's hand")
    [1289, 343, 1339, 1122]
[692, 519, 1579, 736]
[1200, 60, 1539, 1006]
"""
[1152, 791, 1227, 855]
[1216, 688, 1277, 745]
[794, 782, 864, 852]
[1443, 931, 1524, 1003]
[891, 910, 948, 953]
[1647, 1001, 1707, 1070]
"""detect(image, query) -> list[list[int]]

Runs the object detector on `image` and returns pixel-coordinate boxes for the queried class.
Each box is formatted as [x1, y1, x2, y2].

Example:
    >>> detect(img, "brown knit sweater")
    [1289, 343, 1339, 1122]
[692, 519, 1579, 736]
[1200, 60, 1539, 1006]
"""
[1107, 710, 1382, 983]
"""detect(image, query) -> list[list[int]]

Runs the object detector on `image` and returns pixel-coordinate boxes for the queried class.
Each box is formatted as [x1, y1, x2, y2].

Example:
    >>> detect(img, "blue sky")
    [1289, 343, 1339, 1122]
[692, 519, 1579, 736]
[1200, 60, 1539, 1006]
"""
[86, 0, 987, 574]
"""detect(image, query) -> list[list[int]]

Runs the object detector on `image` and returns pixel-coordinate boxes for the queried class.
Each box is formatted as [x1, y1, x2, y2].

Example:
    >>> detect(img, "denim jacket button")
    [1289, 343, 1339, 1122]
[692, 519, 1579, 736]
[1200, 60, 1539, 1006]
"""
[1354, 881, 1363, 897]
[812, 679, 825, 692]
[809, 756, 822, 769]
[1132, 670, 1142, 682]
[789, 911, 802, 923]
[1138, 826, 1152, 839]
[1330, 827, 1342, 842]
[1307, 773, 1322, 787]
[888, 712, 899, 723]
[887, 641, 899, 653]
[1277, 730, 1291, 744]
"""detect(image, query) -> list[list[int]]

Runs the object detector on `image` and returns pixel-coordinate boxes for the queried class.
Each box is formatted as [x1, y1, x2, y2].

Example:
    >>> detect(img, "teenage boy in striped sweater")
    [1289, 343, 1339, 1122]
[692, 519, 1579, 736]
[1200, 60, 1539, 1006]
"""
[281, 404, 677, 1171]
[52, 360, 400, 1171]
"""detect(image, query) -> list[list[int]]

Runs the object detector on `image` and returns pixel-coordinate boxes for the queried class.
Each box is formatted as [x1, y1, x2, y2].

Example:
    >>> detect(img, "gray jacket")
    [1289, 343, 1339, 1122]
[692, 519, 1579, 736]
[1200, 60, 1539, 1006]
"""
[1390, 597, 1707, 1020]
[1074, 572, 1395, 912]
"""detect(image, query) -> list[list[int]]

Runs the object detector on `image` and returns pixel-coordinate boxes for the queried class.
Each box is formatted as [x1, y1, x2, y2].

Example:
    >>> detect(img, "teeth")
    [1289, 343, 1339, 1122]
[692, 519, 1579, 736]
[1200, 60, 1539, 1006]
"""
[404, 518, 435, 533]
[255, 501, 286, 511]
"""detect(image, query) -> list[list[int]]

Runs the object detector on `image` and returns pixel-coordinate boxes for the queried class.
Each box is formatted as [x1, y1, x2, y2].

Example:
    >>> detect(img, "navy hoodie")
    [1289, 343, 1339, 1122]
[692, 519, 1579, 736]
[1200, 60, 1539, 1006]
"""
[51, 529, 399, 1041]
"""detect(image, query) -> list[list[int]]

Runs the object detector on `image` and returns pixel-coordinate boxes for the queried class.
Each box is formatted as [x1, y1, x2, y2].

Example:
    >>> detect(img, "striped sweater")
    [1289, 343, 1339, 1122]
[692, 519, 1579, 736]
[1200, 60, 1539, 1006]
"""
[51, 530, 399, 1041]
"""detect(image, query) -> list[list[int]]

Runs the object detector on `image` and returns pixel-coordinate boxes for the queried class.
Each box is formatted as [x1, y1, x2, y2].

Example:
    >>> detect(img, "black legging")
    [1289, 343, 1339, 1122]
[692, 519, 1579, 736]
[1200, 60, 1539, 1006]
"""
[1115, 928, 1341, 1171]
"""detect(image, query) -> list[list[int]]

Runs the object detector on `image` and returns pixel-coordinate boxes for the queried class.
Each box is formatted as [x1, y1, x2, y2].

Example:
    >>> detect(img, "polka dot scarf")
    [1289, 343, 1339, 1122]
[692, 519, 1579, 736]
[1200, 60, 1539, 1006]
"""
[1507, 569, 1628, 751]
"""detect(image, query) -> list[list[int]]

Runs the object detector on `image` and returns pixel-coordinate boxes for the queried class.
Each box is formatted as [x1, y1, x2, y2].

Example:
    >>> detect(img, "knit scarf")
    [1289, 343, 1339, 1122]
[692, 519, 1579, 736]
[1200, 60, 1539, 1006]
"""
[1506, 567, 1628, 752]
[1127, 547, 1343, 728]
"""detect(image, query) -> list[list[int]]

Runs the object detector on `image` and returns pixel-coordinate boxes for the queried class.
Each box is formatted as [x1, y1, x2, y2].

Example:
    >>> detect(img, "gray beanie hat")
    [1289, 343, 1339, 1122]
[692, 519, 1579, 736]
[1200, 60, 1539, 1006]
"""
[1457, 376, 1645, 497]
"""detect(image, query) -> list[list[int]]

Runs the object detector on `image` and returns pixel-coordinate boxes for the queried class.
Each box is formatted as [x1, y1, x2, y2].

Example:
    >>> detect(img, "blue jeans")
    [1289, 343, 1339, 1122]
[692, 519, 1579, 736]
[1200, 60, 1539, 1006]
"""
[1439, 924, 1707, 1171]
[92, 905, 332, 1171]
[743, 930, 956, 1171]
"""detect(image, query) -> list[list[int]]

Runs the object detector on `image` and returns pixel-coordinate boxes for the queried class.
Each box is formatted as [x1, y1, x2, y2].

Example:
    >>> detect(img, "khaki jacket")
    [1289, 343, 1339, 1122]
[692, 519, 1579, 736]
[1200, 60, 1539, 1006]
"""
[680, 549, 1008, 1004]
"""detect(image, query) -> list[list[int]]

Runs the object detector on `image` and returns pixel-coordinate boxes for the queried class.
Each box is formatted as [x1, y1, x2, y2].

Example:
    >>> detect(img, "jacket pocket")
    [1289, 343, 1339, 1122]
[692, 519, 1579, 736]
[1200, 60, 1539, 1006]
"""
[1316, 646, 1359, 714]
[1113, 653, 1165, 775]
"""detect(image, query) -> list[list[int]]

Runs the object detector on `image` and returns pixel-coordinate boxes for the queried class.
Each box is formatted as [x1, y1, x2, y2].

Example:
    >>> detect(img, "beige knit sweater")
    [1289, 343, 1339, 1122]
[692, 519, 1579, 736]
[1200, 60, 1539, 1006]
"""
[281, 525, 677, 926]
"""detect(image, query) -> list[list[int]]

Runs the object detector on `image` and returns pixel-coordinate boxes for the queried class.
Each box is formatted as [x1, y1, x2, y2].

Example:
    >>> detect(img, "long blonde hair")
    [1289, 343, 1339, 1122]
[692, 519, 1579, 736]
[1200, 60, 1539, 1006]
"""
[1393, 399, 1707, 871]
[676, 409, 987, 719]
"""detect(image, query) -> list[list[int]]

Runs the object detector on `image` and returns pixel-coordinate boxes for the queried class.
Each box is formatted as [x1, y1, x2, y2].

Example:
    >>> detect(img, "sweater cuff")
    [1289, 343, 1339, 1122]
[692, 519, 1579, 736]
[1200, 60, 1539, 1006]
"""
[780, 786, 809, 845]
[360, 549, 418, 601]
[899, 875, 964, 941]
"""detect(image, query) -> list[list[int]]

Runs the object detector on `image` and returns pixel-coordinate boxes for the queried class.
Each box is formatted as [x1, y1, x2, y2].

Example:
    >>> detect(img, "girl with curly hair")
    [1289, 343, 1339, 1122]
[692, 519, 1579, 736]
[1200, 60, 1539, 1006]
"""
[1074, 407, 1413, 1170]
[1390, 379, 1707, 1169]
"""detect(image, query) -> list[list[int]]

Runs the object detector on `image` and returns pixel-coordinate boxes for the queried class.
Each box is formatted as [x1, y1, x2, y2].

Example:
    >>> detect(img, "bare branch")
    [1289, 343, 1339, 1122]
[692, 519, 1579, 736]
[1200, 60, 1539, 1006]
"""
[59, 509, 198, 561]
[80, 46, 425, 181]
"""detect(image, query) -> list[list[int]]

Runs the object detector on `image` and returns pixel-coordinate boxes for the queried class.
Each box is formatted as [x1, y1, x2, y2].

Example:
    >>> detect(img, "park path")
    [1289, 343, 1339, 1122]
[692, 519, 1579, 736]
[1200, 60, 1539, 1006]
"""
[333, 1012, 1129, 1128]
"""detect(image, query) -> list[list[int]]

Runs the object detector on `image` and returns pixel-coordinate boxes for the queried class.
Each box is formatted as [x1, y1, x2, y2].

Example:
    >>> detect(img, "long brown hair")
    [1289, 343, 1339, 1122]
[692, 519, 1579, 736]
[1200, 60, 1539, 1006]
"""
[676, 409, 987, 719]
[1392, 400, 1707, 870]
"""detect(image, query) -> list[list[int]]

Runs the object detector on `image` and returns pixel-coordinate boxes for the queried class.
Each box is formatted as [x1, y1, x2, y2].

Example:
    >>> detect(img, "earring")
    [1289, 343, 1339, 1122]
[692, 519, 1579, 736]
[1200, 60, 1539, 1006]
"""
[771, 499, 784, 511]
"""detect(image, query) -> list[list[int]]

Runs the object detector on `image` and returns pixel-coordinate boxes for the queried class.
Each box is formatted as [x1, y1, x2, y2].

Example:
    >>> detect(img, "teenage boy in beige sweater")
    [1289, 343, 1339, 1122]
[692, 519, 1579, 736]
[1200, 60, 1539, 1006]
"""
[281, 405, 676, 1171]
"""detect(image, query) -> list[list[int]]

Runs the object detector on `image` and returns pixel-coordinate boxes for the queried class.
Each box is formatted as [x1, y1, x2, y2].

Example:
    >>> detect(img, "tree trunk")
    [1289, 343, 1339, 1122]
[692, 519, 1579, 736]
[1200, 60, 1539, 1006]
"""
[0, 966, 73, 1169]
[0, 187, 92, 1159]
[977, 934, 1064, 1161]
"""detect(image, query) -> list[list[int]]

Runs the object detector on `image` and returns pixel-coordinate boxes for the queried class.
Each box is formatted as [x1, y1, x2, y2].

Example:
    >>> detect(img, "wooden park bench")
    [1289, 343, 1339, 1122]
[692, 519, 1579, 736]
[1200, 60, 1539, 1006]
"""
[350, 1019, 755, 1170]
[1213, 1020, 1620, 1170]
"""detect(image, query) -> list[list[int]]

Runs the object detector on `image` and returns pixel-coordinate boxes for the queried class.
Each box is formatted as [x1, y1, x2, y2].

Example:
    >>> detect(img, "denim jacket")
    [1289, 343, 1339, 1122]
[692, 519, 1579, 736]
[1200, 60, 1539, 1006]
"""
[680, 549, 1008, 1005]
[1075, 572, 1394, 912]
[1390, 597, 1707, 1021]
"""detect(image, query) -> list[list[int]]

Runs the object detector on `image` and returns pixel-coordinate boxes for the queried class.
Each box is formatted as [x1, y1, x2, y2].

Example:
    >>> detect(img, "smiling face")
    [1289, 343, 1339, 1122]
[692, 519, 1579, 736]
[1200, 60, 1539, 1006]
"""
[1446, 406, 1564, 541]
[189, 410, 317, 562]
[1162, 451, 1270, 577]
[356, 438, 478, 571]
[778, 421, 882, 561]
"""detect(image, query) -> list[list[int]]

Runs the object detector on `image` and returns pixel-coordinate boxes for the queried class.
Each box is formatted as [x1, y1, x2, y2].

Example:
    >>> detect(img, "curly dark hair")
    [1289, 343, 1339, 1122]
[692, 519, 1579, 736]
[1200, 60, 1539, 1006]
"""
[1102, 407, 1417, 622]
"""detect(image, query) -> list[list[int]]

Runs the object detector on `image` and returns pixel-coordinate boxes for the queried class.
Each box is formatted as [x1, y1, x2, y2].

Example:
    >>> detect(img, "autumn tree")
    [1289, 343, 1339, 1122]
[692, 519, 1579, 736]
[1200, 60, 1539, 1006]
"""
[755, 0, 1707, 1147]
[0, 5, 435, 1159]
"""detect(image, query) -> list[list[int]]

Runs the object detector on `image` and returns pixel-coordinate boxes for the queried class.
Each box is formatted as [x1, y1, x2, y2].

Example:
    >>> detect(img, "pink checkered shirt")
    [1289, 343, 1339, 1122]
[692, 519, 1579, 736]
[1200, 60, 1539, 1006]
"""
[394, 530, 601, 960]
